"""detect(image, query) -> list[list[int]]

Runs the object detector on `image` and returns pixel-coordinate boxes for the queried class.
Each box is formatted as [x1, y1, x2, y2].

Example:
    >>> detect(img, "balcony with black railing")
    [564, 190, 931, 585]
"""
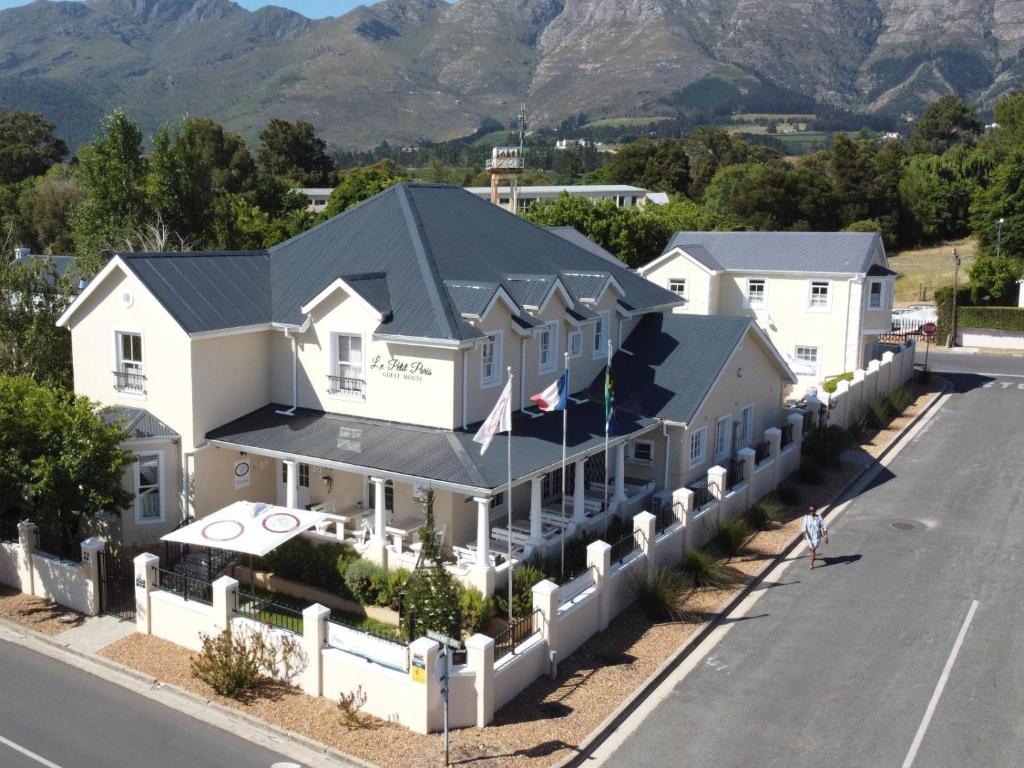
[113, 369, 146, 394]
[689, 482, 717, 511]
[609, 531, 641, 564]
[726, 458, 745, 490]
[327, 375, 365, 396]
[754, 440, 771, 465]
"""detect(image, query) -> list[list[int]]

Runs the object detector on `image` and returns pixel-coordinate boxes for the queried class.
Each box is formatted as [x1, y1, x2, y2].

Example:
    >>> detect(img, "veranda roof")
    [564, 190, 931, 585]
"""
[161, 501, 329, 557]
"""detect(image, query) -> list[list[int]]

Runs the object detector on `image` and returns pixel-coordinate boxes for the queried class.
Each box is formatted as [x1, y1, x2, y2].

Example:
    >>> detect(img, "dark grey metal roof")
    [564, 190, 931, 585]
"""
[120, 252, 271, 334]
[600, 314, 753, 425]
[866, 263, 898, 277]
[664, 231, 882, 275]
[15, 253, 79, 291]
[101, 406, 178, 440]
[445, 282, 499, 317]
[668, 244, 722, 272]
[503, 276, 554, 309]
[545, 227, 623, 267]
[342, 273, 392, 317]
[560, 271, 611, 302]
[207, 401, 656, 491]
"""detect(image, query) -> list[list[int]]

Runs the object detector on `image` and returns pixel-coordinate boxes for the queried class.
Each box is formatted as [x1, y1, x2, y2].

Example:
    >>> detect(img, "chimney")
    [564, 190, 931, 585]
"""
[13, 246, 30, 261]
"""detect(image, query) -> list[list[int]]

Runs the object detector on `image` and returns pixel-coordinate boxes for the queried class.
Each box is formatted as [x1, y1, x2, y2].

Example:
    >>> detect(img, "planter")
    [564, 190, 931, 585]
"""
[230, 564, 400, 626]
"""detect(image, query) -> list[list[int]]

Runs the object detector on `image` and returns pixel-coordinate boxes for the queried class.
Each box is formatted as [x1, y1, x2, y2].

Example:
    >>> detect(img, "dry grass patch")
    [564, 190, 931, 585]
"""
[0, 585, 84, 635]
[889, 237, 978, 304]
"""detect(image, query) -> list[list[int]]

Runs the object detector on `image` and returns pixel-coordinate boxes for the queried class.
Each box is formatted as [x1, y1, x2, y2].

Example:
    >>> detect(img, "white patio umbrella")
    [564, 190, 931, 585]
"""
[161, 500, 330, 556]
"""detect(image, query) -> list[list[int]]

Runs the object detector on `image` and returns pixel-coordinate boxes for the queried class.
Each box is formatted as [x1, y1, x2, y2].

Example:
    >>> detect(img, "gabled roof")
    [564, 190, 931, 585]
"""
[866, 263, 897, 277]
[601, 314, 795, 425]
[101, 406, 177, 440]
[545, 227, 624, 268]
[14, 252, 79, 289]
[660, 231, 883, 275]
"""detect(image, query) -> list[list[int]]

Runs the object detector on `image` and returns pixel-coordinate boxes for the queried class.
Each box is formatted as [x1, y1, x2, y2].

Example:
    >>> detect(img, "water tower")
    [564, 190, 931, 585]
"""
[485, 103, 527, 213]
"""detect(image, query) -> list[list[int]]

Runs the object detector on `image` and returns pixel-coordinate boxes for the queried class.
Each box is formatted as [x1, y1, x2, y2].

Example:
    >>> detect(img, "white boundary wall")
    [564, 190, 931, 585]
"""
[824, 340, 916, 430]
[958, 327, 1024, 350]
[0, 523, 103, 616]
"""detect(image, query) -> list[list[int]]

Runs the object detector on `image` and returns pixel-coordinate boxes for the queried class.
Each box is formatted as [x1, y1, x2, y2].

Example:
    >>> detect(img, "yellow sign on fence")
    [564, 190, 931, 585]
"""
[410, 653, 426, 684]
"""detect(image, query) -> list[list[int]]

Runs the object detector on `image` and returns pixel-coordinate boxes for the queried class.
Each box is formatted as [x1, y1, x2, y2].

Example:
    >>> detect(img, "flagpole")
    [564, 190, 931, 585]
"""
[560, 351, 568, 580]
[603, 338, 611, 539]
[506, 366, 514, 624]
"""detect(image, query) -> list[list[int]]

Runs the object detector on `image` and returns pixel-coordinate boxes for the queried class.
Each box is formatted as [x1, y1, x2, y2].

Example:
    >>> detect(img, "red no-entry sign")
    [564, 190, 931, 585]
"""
[922, 322, 937, 337]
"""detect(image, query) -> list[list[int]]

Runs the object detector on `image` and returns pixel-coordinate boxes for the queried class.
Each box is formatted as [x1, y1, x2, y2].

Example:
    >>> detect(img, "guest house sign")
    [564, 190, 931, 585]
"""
[370, 354, 434, 383]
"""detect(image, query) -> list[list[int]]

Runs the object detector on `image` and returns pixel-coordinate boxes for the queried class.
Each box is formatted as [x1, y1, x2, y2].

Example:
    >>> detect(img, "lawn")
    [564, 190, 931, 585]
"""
[583, 116, 673, 129]
[888, 237, 979, 305]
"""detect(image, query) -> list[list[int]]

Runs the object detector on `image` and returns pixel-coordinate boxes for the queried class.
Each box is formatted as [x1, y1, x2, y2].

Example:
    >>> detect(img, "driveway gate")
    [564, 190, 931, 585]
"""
[98, 551, 136, 621]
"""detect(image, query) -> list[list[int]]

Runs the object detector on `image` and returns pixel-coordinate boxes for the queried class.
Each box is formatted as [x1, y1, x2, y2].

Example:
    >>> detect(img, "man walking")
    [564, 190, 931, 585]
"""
[803, 506, 829, 569]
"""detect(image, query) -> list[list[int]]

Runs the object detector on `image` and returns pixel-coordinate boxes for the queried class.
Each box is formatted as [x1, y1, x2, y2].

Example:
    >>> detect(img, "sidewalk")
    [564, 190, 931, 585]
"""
[54, 614, 136, 654]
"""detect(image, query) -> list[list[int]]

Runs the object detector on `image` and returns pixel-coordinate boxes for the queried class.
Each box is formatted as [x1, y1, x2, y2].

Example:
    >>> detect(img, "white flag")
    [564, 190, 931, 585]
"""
[473, 378, 512, 454]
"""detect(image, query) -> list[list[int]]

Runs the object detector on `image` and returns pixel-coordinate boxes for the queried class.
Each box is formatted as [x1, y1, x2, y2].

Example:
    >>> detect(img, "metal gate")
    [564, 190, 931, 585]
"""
[98, 551, 136, 621]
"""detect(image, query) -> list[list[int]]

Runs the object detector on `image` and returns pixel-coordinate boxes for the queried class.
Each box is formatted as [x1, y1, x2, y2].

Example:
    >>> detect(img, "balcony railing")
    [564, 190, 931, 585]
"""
[726, 458, 745, 490]
[754, 440, 772, 465]
[494, 609, 541, 661]
[485, 157, 525, 171]
[113, 370, 146, 394]
[689, 482, 717, 511]
[327, 375, 365, 396]
[781, 424, 794, 448]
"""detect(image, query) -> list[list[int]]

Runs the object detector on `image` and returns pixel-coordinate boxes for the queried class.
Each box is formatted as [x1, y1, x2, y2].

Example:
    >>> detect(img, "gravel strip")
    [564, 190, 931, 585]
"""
[99, 384, 939, 768]
[0, 585, 85, 636]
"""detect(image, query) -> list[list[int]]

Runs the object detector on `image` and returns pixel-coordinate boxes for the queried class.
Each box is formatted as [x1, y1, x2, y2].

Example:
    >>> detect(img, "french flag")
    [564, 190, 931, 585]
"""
[531, 370, 568, 412]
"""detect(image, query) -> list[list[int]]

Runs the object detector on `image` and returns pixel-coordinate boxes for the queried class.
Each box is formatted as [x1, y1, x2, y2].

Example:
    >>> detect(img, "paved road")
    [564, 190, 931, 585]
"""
[593, 353, 1024, 768]
[0, 638, 299, 768]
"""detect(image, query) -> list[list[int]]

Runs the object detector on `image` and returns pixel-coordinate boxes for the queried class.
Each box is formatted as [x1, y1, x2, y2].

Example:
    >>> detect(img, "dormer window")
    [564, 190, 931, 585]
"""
[114, 331, 145, 394]
[481, 331, 501, 388]
[593, 311, 611, 358]
[329, 333, 365, 399]
[538, 322, 557, 373]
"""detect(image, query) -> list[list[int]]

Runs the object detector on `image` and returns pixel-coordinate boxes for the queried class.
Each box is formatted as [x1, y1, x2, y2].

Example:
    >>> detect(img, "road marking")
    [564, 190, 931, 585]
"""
[900, 600, 980, 768]
[0, 734, 65, 768]
[970, 371, 1024, 379]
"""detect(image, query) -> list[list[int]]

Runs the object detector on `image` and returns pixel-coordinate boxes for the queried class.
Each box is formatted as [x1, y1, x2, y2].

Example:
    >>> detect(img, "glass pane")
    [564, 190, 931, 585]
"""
[350, 336, 362, 363]
[139, 459, 158, 488]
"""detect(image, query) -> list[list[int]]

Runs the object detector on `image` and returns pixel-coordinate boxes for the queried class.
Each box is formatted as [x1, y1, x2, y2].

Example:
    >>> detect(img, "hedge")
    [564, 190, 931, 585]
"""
[956, 306, 1024, 333]
[822, 371, 854, 393]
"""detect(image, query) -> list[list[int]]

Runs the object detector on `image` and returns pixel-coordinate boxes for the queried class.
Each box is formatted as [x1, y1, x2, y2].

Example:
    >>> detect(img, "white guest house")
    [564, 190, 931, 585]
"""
[56, 184, 796, 596]
[639, 231, 896, 386]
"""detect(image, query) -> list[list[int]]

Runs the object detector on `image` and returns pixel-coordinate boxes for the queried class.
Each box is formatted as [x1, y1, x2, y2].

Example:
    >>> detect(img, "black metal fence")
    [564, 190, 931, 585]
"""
[690, 483, 716, 511]
[0, 517, 19, 543]
[113, 370, 146, 393]
[35, 530, 81, 562]
[754, 440, 772, 465]
[609, 532, 639, 564]
[327, 375, 365, 395]
[781, 424, 794, 448]
[155, 567, 213, 604]
[494, 609, 541, 661]
[655, 503, 677, 534]
[802, 411, 814, 435]
[328, 610, 406, 647]
[236, 594, 304, 635]
[726, 458, 745, 490]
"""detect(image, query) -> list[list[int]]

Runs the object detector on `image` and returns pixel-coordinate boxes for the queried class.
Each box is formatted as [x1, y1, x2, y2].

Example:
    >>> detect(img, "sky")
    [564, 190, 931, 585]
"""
[0, 0, 375, 19]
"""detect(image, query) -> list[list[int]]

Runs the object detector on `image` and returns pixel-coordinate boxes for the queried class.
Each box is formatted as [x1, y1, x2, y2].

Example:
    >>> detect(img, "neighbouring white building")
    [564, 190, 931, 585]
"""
[293, 187, 333, 213]
[464, 184, 660, 213]
[639, 231, 897, 386]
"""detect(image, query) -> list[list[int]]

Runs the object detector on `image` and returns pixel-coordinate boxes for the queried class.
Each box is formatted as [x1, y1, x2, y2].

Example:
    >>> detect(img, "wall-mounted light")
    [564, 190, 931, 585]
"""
[737, 367, 743, 378]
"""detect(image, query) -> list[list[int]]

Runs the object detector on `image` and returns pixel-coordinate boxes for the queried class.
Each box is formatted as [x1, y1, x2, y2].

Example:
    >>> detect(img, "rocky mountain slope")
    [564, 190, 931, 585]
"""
[0, 0, 1022, 149]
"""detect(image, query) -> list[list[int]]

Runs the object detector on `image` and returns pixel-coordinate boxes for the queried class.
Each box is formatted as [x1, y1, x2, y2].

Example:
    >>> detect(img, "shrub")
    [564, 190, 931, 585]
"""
[343, 559, 388, 606]
[460, 586, 495, 634]
[712, 518, 750, 556]
[632, 565, 686, 620]
[822, 371, 854, 394]
[402, 491, 462, 640]
[886, 387, 913, 414]
[338, 685, 369, 730]
[495, 562, 546, 619]
[797, 461, 824, 485]
[376, 568, 411, 610]
[802, 424, 854, 465]
[255, 538, 356, 593]
[743, 495, 783, 531]
[191, 626, 304, 699]
[680, 549, 728, 589]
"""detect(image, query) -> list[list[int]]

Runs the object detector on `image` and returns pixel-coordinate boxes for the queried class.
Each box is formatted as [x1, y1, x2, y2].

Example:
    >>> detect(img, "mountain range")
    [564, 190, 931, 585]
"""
[1, 0, 1022, 150]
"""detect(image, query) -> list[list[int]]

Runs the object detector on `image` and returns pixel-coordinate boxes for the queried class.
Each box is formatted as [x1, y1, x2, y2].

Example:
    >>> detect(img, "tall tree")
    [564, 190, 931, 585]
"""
[256, 119, 335, 187]
[19, 166, 84, 254]
[0, 109, 68, 185]
[970, 148, 1024, 259]
[909, 95, 982, 156]
[147, 118, 216, 246]
[324, 160, 408, 216]
[70, 110, 149, 275]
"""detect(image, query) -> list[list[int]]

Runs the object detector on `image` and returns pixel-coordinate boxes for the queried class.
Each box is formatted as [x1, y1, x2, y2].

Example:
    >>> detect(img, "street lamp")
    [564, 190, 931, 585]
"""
[997, 217, 1005, 259]
[948, 247, 961, 348]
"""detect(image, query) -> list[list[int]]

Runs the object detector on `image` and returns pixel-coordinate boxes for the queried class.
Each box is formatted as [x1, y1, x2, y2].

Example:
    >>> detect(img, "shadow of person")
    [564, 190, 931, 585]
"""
[818, 554, 862, 567]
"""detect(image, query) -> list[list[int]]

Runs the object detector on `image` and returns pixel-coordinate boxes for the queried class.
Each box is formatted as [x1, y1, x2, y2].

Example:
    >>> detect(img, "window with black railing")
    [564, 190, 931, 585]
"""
[726, 458, 745, 490]
[327, 375, 365, 396]
[781, 424, 794, 448]
[113, 369, 146, 394]
[609, 531, 640, 564]
[754, 440, 771, 465]
[236, 593, 304, 635]
[494, 609, 541, 661]
[155, 567, 213, 604]
[35, 530, 81, 562]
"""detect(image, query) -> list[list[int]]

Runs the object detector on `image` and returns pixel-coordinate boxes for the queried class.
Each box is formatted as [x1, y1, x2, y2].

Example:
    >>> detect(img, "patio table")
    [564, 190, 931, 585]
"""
[386, 510, 427, 550]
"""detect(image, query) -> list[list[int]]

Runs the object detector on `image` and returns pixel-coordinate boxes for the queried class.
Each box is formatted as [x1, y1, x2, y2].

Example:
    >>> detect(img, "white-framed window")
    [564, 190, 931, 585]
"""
[746, 279, 766, 309]
[593, 311, 611, 358]
[480, 331, 501, 388]
[568, 331, 582, 358]
[631, 440, 654, 464]
[714, 415, 732, 462]
[868, 280, 883, 309]
[538, 321, 558, 373]
[739, 404, 754, 447]
[368, 478, 394, 511]
[490, 492, 504, 510]
[689, 426, 706, 469]
[135, 453, 162, 523]
[280, 462, 310, 488]
[330, 332, 365, 398]
[115, 331, 145, 393]
[668, 278, 687, 299]
[794, 345, 820, 376]
[808, 281, 831, 311]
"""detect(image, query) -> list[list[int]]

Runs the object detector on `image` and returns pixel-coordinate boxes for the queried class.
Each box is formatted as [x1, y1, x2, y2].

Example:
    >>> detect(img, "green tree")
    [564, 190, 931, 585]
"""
[147, 118, 216, 246]
[909, 95, 982, 156]
[598, 139, 690, 195]
[684, 127, 753, 199]
[898, 153, 974, 244]
[0, 376, 133, 538]
[190, 117, 256, 194]
[967, 256, 1022, 303]
[0, 109, 68, 185]
[324, 160, 408, 216]
[422, 157, 456, 184]
[256, 119, 335, 186]
[648, 195, 744, 232]
[401, 491, 462, 639]
[18, 166, 84, 254]
[0, 257, 75, 386]
[71, 110, 149, 275]
[970, 148, 1024, 258]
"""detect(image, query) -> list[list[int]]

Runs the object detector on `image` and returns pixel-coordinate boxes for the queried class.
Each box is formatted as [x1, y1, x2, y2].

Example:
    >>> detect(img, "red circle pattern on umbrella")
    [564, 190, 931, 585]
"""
[201, 520, 244, 542]
[262, 512, 300, 534]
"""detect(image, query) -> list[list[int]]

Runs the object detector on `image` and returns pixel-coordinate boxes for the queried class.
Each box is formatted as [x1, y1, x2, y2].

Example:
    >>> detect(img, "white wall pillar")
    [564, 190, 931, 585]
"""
[672, 487, 694, 554]
[301, 603, 329, 697]
[16, 521, 36, 596]
[532, 579, 559, 657]
[708, 465, 728, 521]
[408, 637, 442, 735]
[586, 540, 612, 631]
[80, 537, 105, 616]
[474, 497, 490, 567]
[284, 459, 298, 509]
[530, 478, 543, 545]
[633, 511, 656, 572]
[612, 443, 627, 502]
[465, 633, 495, 727]
[737, 446, 756, 509]
[133, 552, 158, 635]
[763, 427, 782, 487]
[572, 459, 587, 524]
[212, 575, 238, 633]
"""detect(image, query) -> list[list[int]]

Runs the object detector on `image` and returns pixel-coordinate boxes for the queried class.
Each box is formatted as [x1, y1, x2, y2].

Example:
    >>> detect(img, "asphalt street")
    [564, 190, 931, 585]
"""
[0, 638, 300, 768]
[592, 351, 1024, 768]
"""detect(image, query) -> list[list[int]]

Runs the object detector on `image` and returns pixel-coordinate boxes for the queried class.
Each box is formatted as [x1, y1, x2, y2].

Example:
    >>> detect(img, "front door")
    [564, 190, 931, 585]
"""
[277, 461, 311, 508]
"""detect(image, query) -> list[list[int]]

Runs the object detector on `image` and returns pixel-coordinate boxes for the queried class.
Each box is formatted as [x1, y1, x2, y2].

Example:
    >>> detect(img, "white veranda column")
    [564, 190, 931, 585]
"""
[370, 476, 386, 543]
[612, 443, 627, 502]
[284, 459, 298, 509]
[572, 459, 587, 523]
[530, 478, 543, 545]
[474, 497, 491, 566]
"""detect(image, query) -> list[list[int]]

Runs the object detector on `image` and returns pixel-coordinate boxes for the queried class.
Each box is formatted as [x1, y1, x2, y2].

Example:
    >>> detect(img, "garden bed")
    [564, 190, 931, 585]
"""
[0, 585, 84, 636]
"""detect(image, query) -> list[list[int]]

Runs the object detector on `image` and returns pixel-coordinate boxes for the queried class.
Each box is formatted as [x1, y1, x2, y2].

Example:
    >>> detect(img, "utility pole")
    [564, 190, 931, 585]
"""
[997, 217, 1005, 259]
[948, 247, 961, 348]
